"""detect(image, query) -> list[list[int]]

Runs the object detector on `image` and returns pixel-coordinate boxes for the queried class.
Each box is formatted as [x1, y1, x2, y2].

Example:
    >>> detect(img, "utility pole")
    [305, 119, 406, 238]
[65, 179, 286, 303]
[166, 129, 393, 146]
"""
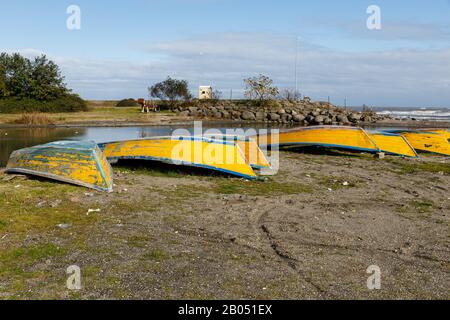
[294, 36, 300, 95]
[230, 89, 233, 101]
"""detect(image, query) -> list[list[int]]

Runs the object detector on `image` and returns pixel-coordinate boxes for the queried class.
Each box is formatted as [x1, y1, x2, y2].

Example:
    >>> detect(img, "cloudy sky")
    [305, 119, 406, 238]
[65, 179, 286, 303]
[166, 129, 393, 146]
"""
[1, 0, 450, 107]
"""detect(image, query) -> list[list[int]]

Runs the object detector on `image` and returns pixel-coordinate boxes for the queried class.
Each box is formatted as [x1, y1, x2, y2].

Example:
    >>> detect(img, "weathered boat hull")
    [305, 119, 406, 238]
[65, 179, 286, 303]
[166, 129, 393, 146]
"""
[257, 126, 380, 153]
[99, 137, 258, 179]
[417, 129, 450, 140]
[368, 132, 418, 158]
[5, 141, 113, 192]
[385, 130, 450, 156]
[204, 134, 271, 169]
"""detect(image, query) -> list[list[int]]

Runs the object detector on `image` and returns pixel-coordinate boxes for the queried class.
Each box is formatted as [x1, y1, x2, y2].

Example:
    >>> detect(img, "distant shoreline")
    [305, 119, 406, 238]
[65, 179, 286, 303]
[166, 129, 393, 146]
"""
[0, 119, 449, 129]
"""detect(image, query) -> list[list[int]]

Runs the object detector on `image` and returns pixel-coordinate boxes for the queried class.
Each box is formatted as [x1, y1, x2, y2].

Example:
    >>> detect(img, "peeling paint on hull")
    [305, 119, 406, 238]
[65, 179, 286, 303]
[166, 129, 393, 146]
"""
[385, 130, 450, 156]
[5, 141, 113, 192]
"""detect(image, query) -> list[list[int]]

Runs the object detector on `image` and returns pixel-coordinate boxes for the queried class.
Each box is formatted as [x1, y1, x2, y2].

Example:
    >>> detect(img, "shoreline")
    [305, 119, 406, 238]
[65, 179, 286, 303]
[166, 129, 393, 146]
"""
[1, 119, 449, 129]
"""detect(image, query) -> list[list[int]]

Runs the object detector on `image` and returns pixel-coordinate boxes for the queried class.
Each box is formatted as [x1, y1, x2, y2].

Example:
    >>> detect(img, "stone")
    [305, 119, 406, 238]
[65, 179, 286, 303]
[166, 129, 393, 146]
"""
[293, 114, 305, 122]
[314, 115, 325, 124]
[269, 113, 281, 121]
[255, 112, 266, 120]
[179, 111, 190, 117]
[241, 111, 256, 121]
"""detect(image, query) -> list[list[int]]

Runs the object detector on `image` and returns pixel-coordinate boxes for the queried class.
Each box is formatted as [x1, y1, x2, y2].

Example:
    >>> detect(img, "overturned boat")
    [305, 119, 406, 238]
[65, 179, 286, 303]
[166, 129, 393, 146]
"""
[368, 132, 418, 158]
[257, 126, 380, 153]
[6, 141, 113, 192]
[385, 130, 450, 156]
[203, 134, 271, 169]
[99, 136, 258, 180]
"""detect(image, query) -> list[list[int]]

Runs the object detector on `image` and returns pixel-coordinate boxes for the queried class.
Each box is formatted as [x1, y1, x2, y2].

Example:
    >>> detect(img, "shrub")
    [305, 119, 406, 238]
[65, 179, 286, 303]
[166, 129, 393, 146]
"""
[0, 94, 88, 113]
[116, 98, 140, 107]
[11, 113, 55, 126]
[149, 77, 192, 108]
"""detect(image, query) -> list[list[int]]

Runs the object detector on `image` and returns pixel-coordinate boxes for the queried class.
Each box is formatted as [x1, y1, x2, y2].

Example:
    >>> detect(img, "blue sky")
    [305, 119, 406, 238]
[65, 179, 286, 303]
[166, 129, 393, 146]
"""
[1, 0, 450, 107]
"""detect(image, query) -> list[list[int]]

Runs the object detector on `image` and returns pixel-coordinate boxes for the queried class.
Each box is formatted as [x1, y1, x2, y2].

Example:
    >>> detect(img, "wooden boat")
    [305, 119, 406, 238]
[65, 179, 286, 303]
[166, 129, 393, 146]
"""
[99, 136, 257, 179]
[203, 134, 271, 169]
[257, 126, 380, 153]
[384, 130, 450, 156]
[368, 132, 418, 158]
[5, 141, 113, 192]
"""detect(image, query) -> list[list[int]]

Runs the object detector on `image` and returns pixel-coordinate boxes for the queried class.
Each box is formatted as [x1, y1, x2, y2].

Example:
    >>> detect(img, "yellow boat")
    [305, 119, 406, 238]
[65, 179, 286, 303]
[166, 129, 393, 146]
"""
[385, 130, 450, 156]
[99, 136, 258, 179]
[368, 132, 418, 158]
[204, 134, 271, 169]
[257, 126, 380, 153]
[5, 141, 113, 192]
[417, 129, 450, 140]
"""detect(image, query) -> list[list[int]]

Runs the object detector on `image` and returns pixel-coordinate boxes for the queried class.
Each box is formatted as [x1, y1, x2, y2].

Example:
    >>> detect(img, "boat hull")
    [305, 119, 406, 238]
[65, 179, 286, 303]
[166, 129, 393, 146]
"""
[99, 137, 258, 179]
[385, 130, 450, 156]
[204, 134, 271, 169]
[257, 126, 380, 153]
[5, 141, 113, 192]
[368, 132, 418, 158]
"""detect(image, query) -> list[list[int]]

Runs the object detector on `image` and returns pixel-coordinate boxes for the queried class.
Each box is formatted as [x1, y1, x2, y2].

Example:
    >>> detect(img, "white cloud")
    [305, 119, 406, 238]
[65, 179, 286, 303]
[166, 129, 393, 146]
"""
[4, 32, 450, 107]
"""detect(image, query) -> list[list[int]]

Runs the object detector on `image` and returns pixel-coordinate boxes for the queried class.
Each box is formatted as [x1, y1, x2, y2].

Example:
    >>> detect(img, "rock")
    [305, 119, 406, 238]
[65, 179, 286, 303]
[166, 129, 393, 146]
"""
[255, 112, 266, 120]
[314, 115, 325, 124]
[336, 115, 349, 123]
[277, 109, 286, 115]
[281, 114, 292, 123]
[269, 113, 281, 121]
[188, 107, 198, 113]
[221, 111, 230, 118]
[179, 111, 190, 117]
[349, 113, 362, 122]
[241, 111, 256, 121]
[293, 114, 305, 122]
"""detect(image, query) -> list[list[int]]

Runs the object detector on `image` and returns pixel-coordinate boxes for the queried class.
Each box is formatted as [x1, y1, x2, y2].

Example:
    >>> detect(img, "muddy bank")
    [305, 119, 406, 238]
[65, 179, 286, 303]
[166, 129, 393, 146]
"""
[0, 149, 448, 299]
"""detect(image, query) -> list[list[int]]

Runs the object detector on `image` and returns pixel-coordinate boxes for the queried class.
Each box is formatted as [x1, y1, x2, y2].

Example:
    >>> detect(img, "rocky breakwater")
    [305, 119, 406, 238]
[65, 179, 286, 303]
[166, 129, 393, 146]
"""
[176, 99, 388, 126]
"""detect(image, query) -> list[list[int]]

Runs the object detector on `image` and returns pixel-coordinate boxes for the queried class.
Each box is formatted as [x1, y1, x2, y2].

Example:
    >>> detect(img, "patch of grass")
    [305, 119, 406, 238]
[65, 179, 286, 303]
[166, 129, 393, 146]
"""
[141, 249, 168, 262]
[0, 243, 66, 277]
[397, 199, 435, 217]
[387, 159, 450, 175]
[213, 178, 313, 196]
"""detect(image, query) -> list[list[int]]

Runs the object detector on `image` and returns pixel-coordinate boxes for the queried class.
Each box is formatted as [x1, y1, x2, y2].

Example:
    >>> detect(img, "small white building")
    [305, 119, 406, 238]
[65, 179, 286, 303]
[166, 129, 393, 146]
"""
[199, 86, 212, 100]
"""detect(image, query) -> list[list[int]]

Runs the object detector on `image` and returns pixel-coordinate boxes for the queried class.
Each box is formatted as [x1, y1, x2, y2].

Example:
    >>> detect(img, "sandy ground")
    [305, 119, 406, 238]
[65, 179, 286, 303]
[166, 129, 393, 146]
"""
[0, 148, 449, 300]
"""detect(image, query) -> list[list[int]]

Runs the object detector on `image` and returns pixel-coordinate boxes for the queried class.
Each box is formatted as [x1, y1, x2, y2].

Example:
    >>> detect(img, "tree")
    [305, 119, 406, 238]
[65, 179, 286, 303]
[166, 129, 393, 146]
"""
[29, 55, 68, 100]
[280, 88, 301, 102]
[211, 89, 222, 100]
[244, 74, 279, 101]
[149, 77, 192, 105]
[0, 53, 69, 100]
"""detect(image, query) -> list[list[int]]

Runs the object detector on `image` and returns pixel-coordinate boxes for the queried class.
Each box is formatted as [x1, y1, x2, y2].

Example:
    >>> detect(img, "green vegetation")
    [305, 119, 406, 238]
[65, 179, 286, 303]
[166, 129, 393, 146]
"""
[387, 159, 450, 175]
[0, 53, 87, 113]
[149, 77, 192, 108]
[116, 98, 140, 107]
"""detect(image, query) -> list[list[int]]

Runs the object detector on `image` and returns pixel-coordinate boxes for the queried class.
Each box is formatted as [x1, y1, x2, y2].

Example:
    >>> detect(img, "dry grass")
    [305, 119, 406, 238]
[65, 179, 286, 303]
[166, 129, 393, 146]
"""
[11, 113, 55, 126]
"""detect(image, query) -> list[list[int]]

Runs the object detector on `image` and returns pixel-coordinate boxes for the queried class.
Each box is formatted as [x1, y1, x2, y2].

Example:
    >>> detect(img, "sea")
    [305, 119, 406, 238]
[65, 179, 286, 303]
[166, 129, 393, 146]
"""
[351, 107, 450, 122]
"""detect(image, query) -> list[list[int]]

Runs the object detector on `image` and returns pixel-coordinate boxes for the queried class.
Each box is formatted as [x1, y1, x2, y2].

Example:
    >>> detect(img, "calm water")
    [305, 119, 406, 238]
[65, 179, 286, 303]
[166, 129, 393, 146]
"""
[0, 124, 429, 167]
[0, 124, 275, 166]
